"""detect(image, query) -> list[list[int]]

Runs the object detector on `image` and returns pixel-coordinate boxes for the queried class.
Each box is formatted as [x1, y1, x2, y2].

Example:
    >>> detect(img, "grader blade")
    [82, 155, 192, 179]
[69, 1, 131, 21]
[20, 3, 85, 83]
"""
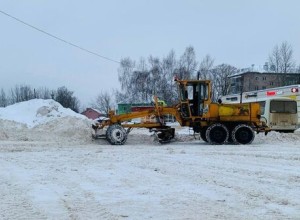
[154, 127, 175, 144]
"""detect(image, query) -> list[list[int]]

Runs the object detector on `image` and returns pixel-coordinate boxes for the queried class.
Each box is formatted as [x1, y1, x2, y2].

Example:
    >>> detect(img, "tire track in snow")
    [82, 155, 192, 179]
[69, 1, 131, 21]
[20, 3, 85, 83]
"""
[0, 162, 48, 219]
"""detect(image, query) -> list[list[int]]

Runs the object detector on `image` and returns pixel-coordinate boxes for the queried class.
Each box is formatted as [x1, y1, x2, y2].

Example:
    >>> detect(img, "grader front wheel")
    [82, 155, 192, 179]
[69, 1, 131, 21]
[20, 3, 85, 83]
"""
[106, 124, 127, 145]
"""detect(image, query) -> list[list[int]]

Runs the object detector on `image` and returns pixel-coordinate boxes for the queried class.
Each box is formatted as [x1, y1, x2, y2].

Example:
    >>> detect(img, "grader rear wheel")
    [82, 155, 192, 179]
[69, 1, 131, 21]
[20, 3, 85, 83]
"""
[206, 123, 229, 145]
[106, 124, 127, 145]
[232, 124, 255, 145]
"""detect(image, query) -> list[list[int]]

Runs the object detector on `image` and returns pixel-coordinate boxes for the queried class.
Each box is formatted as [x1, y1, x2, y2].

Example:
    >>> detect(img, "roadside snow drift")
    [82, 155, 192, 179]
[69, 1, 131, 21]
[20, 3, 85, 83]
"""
[0, 99, 92, 143]
[0, 99, 86, 127]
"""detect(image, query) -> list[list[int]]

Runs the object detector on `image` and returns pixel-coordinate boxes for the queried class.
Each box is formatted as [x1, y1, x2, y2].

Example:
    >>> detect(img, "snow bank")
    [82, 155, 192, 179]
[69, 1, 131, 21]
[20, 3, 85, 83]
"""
[0, 99, 86, 128]
[255, 130, 300, 145]
[0, 99, 93, 144]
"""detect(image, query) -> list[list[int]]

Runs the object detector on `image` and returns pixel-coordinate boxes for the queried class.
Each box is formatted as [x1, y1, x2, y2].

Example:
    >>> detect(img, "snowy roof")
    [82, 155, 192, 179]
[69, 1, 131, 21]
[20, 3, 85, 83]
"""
[82, 108, 102, 114]
[229, 63, 279, 77]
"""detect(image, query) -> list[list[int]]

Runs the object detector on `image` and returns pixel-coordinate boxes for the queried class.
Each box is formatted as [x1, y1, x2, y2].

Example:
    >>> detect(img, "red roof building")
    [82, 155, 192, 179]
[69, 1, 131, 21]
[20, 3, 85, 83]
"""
[81, 108, 103, 120]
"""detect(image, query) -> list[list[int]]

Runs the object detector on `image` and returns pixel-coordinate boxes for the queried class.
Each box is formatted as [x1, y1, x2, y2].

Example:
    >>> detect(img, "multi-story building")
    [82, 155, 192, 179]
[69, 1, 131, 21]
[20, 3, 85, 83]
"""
[229, 71, 300, 94]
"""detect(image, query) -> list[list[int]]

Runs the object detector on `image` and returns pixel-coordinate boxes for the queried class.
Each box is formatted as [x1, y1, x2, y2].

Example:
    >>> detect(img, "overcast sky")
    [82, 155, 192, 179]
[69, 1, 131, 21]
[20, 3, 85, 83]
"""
[1, 0, 299, 108]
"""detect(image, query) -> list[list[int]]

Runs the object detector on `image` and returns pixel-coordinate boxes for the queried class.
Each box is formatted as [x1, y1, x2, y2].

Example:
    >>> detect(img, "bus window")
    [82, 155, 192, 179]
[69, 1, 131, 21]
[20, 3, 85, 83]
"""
[284, 101, 297, 113]
[258, 101, 266, 115]
[270, 100, 297, 114]
[226, 97, 238, 101]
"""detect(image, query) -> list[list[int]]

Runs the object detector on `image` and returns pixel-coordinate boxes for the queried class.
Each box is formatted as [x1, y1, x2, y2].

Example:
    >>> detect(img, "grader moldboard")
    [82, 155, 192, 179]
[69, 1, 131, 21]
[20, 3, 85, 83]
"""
[92, 78, 269, 145]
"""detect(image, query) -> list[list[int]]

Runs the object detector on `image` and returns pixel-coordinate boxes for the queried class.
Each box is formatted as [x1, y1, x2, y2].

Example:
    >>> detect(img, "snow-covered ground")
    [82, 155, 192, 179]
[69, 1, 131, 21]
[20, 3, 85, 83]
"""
[1, 99, 300, 219]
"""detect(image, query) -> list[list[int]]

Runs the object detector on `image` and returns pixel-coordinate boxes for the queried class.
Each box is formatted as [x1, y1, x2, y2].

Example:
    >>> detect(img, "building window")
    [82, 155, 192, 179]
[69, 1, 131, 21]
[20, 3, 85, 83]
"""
[262, 86, 266, 89]
[270, 81, 274, 86]
[255, 86, 259, 90]
[263, 77, 266, 80]
[255, 76, 259, 80]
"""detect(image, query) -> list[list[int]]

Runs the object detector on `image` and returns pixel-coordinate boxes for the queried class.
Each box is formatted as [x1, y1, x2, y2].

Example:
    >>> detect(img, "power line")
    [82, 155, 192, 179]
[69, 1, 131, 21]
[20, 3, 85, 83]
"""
[0, 9, 120, 64]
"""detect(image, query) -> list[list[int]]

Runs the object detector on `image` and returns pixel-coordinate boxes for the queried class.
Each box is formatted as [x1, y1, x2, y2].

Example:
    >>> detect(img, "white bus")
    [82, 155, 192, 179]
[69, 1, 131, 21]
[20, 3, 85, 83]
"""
[221, 87, 299, 132]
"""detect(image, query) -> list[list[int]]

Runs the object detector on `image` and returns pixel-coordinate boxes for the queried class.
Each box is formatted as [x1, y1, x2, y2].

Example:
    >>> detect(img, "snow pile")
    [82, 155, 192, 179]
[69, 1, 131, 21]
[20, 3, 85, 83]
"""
[0, 99, 86, 128]
[0, 99, 93, 144]
[255, 130, 300, 144]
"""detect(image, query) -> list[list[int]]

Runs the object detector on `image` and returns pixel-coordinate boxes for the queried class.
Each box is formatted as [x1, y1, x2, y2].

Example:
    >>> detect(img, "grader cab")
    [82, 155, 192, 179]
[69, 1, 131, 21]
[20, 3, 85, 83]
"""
[93, 78, 269, 145]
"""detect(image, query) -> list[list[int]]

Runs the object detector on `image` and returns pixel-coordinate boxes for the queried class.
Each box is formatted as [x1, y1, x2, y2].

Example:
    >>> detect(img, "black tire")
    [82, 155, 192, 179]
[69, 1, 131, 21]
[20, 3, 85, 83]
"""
[206, 123, 229, 145]
[200, 128, 208, 142]
[232, 124, 255, 145]
[106, 124, 127, 145]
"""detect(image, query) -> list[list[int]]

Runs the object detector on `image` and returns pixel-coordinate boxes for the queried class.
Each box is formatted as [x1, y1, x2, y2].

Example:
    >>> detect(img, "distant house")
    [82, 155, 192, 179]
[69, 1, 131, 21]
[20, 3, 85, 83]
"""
[81, 108, 105, 119]
[117, 103, 153, 115]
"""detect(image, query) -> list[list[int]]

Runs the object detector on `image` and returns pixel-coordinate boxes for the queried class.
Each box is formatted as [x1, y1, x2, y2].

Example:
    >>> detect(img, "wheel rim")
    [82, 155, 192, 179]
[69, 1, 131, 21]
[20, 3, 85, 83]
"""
[106, 124, 127, 145]
[111, 129, 124, 142]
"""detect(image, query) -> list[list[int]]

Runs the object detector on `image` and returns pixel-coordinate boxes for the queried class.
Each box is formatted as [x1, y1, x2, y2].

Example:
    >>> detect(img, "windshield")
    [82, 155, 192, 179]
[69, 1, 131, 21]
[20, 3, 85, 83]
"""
[270, 100, 297, 114]
[179, 82, 209, 102]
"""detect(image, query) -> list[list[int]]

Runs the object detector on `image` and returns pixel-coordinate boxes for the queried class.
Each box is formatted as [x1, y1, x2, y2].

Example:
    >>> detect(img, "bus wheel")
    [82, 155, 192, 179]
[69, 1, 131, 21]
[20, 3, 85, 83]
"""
[232, 124, 255, 145]
[106, 124, 127, 145]
[206, 123, 229, 145]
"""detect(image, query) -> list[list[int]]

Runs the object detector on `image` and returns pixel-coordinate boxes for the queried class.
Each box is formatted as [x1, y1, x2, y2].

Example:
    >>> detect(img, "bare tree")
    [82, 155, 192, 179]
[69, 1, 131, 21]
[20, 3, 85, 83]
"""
[269, 44, 281, 72]
[148, 56, 162, 99]
[296, 65, 300, 73]
[9, 84, 35, 104]
[114, 89, 129, 104]
[161, 50, 178, 105]
[279, 41, 295, 73]
[269, 41, 295, 73]
[54, 86, 80, 112]
[35, 87, 53, 99]
[211, 64, 237, 101]
[20, 85, 34, 101]
[92, 91, 114, 115]
[198, 54, 214, 80]
[0, 89, 8, 107]
[118, 57, 135, 91]
[116, 47, 201, 106]
[131, 70, 151, 102]
[162, 50, 177, 81]
[177, 46, 198, 79]
[117, 57, 140, 103]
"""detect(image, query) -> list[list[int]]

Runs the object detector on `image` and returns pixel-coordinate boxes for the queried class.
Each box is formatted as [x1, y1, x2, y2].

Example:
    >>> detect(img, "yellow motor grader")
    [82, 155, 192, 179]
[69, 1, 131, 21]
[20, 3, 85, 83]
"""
[93, 78, 269, 145]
